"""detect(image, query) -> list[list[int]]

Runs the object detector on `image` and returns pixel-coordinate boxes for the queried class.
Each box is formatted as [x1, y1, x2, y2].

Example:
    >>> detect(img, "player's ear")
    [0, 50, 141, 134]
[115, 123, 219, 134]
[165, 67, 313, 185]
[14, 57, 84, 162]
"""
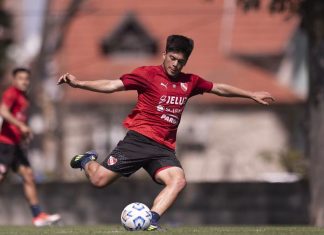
[162, 51, 166, 60]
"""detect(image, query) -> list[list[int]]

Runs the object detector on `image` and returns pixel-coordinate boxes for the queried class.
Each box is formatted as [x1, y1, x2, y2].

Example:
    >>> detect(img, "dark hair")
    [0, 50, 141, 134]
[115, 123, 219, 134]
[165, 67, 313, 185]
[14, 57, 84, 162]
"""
[166, 35, 194, 59]
[12, 67, 31, 77]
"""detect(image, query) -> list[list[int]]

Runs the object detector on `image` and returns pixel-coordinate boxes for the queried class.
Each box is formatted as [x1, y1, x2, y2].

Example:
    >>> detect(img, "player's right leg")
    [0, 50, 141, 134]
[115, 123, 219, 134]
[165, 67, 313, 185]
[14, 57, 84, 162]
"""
[71, 132, 148, 186]
[70, 151, 120, 187]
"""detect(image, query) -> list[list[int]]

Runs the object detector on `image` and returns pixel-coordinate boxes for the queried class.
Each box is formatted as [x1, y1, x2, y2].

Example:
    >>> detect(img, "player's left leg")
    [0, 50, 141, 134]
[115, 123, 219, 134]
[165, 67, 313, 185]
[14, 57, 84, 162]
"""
[148, 167, 186, 230]
[14, 147, 61, 227]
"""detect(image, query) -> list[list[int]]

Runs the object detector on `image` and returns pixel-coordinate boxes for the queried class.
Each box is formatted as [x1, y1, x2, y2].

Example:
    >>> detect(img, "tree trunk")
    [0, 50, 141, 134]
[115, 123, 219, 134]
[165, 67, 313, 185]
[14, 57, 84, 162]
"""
[32, 0, 85, 179]
[309, 40, 324, 226]
[237, 0, 324, 225]
[305, 0, 324, 226]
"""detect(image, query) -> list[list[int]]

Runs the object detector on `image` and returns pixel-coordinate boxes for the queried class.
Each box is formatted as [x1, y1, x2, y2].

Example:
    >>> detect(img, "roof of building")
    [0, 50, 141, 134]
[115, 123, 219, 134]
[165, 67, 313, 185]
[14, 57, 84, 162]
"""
[53, 0, 301, 104]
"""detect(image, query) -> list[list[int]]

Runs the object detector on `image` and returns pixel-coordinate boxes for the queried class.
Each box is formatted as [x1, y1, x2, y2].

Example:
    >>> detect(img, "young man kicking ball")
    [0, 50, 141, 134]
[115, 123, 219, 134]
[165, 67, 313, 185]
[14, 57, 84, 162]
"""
[58, 35, 273, 230]
[0, 68, 61, 226]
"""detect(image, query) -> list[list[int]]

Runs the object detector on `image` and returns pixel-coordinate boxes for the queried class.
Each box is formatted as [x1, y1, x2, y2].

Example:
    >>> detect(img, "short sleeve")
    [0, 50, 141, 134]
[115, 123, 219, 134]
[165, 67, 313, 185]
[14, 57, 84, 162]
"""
[120, 67, 149, 92]
[1, 88, 16, 108]
[190, 76, 213, 97]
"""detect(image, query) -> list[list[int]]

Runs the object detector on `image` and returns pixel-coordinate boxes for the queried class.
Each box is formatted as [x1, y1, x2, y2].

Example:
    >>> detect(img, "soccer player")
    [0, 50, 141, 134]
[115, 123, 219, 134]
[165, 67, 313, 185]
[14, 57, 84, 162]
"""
[0, 68, 61, 226]
[58, 35, 273, 230]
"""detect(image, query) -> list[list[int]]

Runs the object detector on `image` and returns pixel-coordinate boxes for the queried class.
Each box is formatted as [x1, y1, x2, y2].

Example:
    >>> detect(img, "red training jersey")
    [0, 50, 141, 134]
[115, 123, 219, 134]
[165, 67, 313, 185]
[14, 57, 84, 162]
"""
[120, 65, 213, 150]
[0, 86, 29, 145]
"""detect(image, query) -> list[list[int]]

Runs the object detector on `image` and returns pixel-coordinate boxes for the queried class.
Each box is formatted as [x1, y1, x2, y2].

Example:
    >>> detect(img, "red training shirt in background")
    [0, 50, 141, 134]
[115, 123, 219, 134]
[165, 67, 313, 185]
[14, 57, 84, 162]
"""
[120, 65, 213, 150]
[0, 86, 29, 145]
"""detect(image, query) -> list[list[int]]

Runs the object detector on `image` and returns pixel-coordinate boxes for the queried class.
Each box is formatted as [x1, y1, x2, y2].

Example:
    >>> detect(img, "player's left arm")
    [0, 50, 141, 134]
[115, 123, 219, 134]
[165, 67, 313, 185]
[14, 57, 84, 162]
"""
[209, 83, 274, 105]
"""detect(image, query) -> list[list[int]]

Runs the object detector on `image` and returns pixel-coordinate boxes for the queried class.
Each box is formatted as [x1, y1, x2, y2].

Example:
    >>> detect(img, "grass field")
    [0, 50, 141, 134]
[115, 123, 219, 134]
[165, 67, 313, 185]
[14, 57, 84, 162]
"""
[0, 225, 323, 235]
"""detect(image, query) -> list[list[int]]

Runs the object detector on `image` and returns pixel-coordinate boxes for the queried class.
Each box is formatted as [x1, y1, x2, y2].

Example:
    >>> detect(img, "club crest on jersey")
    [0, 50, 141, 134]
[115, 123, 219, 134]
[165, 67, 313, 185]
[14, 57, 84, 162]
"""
[180, 83, 188, 92]
[107, 156, 117, 166]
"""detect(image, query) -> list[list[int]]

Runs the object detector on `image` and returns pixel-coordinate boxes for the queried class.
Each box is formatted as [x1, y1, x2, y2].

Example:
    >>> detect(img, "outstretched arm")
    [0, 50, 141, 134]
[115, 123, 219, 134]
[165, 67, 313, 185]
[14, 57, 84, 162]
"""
[57, 73, 125, 93]
[209, 83, 274, 105]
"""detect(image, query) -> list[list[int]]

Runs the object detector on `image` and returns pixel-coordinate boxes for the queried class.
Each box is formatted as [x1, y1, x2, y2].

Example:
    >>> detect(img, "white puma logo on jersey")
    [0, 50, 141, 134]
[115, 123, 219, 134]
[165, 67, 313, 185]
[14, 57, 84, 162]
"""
[160, 82, 168, 89]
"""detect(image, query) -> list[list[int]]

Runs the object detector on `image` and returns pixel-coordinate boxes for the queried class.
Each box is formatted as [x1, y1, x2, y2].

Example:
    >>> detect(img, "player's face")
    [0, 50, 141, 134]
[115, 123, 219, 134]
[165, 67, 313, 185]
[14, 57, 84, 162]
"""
[13, 71, 30, 92]
[162, 51, 187, 78]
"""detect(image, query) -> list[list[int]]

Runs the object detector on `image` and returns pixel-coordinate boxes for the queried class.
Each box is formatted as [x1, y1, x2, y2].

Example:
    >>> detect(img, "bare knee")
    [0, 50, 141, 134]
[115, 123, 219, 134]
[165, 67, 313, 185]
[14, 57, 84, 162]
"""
[89, 169, 113, 188]
[176, 177, 187, 191]
[88, 165, 120, 188]
[168, 177, 187, 192]
[90, 173, 107, 188]
[156, 168, 187, 192]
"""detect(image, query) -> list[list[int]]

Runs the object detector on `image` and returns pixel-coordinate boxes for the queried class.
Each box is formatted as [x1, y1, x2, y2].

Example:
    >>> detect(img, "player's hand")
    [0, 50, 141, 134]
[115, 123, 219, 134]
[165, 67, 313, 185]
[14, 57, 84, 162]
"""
[19, 124, 33, 141]
[251, 91, 274, 105]
[57, 73, 79, 88]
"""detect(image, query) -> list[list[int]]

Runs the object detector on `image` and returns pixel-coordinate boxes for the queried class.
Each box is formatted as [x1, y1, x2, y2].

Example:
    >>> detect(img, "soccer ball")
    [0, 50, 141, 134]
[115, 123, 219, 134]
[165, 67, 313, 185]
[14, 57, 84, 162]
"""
[121, 202, 152, 231]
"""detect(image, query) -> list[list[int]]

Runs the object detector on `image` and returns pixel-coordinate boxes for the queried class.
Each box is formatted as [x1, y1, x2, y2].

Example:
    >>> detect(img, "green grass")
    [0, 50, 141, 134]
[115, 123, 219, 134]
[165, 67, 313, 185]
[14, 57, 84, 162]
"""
[0, 226, 323, 235]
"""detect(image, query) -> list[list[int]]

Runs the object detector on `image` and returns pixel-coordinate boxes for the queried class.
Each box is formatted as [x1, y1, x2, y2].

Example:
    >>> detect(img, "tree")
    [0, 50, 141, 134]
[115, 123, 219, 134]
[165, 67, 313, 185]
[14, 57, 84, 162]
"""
[238, 0, 324, 226]
[0, 7, 12, 78]
[32, 0, 85, 179]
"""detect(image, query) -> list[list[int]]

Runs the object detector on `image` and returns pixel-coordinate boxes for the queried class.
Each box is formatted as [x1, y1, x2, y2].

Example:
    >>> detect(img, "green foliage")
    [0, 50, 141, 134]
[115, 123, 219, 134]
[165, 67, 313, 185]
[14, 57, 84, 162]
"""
[0, 9, 12, 77]
[237, 0, 324, 38]
[279, 149, 308, 178]
[259, 150, 275, 163]
[237, 0, 302, 13]
[259, 149, 308, 178]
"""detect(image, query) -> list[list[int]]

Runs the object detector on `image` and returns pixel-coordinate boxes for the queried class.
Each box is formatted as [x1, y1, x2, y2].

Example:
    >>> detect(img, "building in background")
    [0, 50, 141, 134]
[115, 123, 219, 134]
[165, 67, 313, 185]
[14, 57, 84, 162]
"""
[0, 0, 311, 226]
[4, 0, 307, 182]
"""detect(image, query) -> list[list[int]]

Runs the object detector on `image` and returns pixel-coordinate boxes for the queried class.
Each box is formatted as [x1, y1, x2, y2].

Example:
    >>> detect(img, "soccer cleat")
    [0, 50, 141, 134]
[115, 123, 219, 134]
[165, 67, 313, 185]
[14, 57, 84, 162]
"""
[32, 212, 61, 227]
[146, 223, 163, 231]
[70, 150, 98, 169]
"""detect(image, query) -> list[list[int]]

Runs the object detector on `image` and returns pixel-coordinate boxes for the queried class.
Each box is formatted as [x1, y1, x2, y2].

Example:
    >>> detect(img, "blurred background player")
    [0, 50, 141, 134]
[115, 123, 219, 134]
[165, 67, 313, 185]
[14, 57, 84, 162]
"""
[0, 68, 61, 226]
[58, 35, 274, 231]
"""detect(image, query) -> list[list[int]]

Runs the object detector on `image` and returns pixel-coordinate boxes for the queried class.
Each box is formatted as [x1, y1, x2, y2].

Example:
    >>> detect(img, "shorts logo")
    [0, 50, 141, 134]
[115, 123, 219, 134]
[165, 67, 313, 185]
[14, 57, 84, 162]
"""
[107, 156, 118, 166]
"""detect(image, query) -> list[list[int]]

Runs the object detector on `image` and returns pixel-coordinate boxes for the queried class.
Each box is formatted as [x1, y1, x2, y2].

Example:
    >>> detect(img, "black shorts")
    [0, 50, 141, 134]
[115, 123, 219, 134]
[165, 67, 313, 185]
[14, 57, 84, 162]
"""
[102, 130, 182, 184]
[0, 143, 30, 173]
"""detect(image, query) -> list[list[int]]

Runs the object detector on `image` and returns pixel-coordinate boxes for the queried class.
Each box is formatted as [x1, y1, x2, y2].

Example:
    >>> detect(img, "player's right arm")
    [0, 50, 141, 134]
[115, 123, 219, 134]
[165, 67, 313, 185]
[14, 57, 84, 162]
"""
[0, 103, 32, 136]
[57, 73, 125, 93]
